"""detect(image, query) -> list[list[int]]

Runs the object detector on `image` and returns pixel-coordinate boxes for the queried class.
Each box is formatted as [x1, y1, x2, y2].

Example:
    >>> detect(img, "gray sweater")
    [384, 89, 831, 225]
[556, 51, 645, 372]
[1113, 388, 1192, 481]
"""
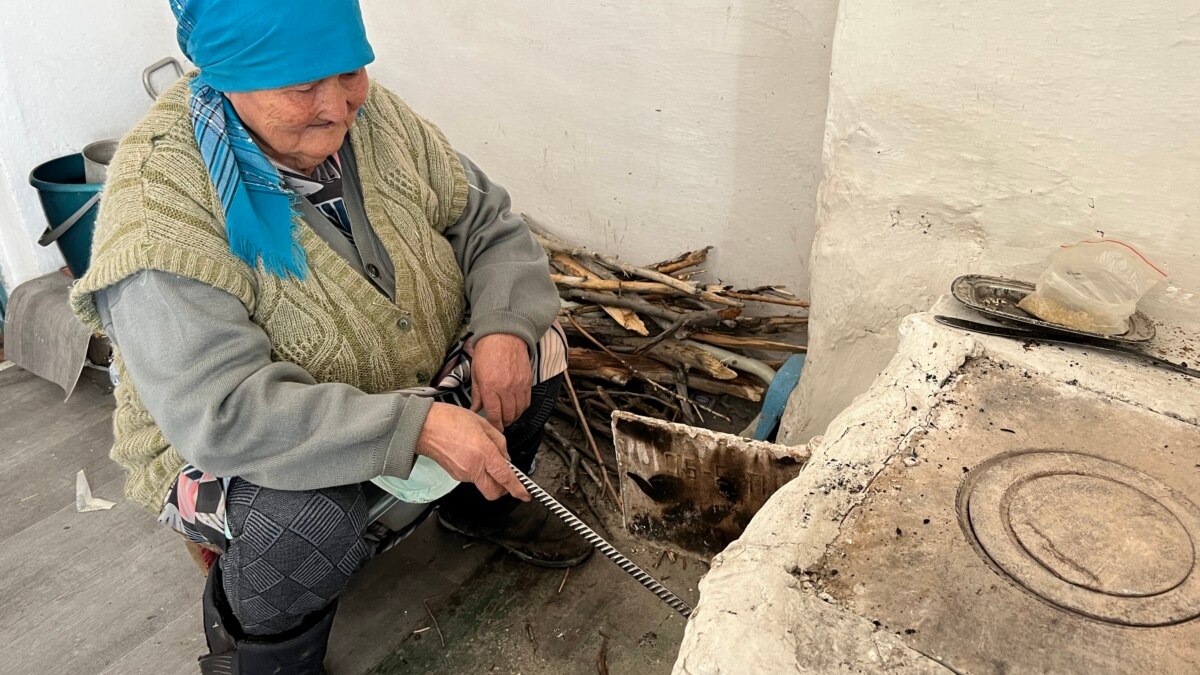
[95, 152, 557, 491]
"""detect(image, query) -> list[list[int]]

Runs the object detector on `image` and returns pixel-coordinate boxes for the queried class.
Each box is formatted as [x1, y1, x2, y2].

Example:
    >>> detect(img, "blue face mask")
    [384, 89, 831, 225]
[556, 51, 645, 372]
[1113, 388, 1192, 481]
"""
[371, 457, 461, 504]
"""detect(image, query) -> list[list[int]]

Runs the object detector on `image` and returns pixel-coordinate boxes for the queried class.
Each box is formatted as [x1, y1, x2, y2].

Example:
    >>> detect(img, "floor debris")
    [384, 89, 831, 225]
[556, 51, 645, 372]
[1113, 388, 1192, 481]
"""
[525, 620, 539, 653]
[422, 598, 445, 648]
[596, 631, 610, 675]
[74, 469, 115, 512]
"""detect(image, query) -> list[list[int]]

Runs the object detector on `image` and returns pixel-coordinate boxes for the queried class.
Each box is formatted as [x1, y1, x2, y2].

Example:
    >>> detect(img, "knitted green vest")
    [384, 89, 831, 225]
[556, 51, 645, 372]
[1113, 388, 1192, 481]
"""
[70, 76, 468, 512]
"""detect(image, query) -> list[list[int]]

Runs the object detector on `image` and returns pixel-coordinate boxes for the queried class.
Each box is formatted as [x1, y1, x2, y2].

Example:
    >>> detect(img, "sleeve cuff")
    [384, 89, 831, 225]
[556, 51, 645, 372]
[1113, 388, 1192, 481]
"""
[470, 310, 541, 351]
[380, 395, 435, 479]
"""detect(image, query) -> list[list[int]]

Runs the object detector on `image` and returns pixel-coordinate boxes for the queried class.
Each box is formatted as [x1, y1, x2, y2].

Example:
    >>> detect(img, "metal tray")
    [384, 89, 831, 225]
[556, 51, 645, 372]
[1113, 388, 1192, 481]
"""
[951, 274, 1156, 344]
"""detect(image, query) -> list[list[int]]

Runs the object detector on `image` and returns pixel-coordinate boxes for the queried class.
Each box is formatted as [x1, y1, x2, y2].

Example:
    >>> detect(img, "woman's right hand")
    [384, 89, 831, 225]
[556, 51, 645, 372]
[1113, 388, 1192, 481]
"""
[415, 402, 531, 502]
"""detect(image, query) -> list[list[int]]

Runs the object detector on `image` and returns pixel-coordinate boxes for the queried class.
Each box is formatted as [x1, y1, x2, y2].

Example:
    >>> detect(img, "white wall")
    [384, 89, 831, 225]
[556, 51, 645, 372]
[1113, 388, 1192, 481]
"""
[362, 0, 837, 298]
[0, 2, 183, 291]
[779, 0, 1200, 444]
[0, 1, 837, 302]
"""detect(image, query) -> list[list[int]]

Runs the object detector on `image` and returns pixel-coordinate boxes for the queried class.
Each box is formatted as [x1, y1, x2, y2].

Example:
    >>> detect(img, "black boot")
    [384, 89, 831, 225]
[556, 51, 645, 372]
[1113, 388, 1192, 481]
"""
[198, 564, 336, 675]
[235, 604, 336, 675]
[198, 565, 240, 674]
[438, 495, 594, 568]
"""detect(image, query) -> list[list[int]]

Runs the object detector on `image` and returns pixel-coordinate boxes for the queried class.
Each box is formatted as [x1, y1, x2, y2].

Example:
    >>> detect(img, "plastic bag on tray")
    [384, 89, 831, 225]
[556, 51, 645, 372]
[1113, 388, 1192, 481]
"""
[1017, 239, 1165, 336]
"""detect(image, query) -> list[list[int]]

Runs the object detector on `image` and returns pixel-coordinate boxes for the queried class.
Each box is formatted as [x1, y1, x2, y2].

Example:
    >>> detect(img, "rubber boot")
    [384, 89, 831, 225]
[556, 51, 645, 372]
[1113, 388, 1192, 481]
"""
[198, 564, 336, 675]
[198, 564, 240, 674]
[235, 604, 336, 675]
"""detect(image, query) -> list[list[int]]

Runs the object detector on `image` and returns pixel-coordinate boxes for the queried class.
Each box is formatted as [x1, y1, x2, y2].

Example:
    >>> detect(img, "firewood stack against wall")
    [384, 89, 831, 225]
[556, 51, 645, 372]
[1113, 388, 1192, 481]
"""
[527, 216, 809, 508]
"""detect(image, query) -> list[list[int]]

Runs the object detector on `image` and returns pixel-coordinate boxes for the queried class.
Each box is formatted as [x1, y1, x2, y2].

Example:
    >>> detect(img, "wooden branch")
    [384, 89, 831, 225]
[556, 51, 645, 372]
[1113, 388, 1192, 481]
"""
[675, 378, 697, 425]
[737, 284, 798, 297]
[563, 290, 683, 322]
[564, 368, 632, 387]
[595, 387, 619, 411]
[529, 216, 740, 307]
[551, 275, 683, 296]
[686, 374, 765, 402]
[563, 291, 737, 351]
[709, 287, 811, 308]
[686, 340, 777, 385]
[550, 251, 618, 282]
[538, 232, 700, 294]
[566, 318, 731, 421]
[690, 331, 809, 353]
[636, 339, 738, 380]
[560, 315, 642, 340]
[545, 444, 579, 491]
[731, 315, 810, 333]
[554, 273, 739, 309]
[589, 418, 615, 440]
[580, 402, 616, 439]
[698, 291, 743, 307]
[651, 247, 712, 275]
[552, 253, 648, 336]
[568, 349, 674, 383]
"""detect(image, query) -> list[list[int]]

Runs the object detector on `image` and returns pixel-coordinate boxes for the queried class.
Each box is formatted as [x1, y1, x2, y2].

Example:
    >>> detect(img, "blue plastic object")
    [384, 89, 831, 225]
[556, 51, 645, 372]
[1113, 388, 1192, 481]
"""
[754, 353, 806, 441]
[0, 269, 8, 323]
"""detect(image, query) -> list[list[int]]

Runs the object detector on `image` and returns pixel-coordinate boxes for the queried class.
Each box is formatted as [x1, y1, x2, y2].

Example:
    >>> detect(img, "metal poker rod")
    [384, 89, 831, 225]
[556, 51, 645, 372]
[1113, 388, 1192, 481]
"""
[508, 462, 694, 619]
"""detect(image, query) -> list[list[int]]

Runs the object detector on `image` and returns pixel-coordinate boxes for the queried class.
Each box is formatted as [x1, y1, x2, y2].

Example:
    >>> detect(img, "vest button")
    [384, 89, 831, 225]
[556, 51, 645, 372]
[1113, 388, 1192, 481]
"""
[366, 263, 380, 278]
[396, 318, 411, 331]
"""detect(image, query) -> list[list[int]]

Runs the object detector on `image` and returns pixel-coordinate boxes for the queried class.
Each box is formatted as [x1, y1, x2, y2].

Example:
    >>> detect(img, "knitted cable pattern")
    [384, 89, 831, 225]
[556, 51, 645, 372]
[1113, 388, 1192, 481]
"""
[70, 76, 469, 510]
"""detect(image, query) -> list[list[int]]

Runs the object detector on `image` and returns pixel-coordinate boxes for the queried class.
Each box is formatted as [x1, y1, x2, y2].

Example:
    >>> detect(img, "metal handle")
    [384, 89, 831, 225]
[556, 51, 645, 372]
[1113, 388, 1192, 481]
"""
[38, 192, 100, 246]
[143, 57, 185, 100]
[508, 462, 694, 618]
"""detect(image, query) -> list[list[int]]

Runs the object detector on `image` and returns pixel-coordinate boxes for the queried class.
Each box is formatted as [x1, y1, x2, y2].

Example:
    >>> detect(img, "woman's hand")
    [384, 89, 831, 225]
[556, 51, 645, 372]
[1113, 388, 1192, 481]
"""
[470, 333, 533, 431]
[415, 402, 531, 501]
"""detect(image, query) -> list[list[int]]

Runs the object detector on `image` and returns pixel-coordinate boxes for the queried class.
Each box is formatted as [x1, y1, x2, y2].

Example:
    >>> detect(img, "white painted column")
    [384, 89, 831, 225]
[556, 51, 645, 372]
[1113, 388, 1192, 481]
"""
[780, 0, 1200, 444]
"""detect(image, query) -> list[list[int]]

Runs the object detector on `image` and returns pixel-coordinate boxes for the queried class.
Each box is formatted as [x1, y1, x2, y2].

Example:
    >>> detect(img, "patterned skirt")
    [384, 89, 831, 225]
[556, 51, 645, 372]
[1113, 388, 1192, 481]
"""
[157, 323, 569, 552]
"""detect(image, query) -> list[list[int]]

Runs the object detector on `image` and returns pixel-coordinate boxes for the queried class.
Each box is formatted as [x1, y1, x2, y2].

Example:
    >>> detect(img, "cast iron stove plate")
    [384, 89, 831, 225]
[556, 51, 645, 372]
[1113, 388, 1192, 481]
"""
[959, 450, 1200, 626]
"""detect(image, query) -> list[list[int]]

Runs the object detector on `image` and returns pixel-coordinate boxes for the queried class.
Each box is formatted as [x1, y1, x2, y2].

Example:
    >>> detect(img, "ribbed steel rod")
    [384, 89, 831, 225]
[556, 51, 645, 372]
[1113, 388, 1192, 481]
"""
[508, 462, 693, 618]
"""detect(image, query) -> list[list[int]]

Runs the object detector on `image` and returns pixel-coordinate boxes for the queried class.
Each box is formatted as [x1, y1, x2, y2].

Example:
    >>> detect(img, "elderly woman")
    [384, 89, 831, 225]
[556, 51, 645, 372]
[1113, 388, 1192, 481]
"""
[69, 0, 589, 672]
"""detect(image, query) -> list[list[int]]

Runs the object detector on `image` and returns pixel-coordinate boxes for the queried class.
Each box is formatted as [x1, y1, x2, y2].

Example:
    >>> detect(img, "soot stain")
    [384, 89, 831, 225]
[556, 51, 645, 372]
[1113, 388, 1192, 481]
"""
[623, 422, 805, 553]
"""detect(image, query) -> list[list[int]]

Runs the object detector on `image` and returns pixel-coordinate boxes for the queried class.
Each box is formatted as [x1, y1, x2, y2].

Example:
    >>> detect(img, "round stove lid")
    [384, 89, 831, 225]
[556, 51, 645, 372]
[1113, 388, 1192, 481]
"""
[960, 451, 1200, 626]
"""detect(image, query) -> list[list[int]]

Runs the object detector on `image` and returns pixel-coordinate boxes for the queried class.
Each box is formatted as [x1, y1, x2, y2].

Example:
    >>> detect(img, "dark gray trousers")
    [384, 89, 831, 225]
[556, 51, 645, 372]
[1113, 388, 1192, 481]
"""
[219, 375, 561, 636]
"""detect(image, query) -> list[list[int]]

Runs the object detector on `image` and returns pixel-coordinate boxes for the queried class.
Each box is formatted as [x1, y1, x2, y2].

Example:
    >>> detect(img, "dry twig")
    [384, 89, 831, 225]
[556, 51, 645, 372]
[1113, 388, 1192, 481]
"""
[422, 598, 445, 648]
[711, 288, 810, 308]
[565, 371, 621, 507]
[652, 246, 712, 275]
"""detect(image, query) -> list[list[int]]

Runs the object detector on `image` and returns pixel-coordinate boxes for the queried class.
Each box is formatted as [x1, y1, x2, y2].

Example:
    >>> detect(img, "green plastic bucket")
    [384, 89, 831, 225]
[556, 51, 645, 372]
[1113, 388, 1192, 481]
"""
[29, 153, 103, 278]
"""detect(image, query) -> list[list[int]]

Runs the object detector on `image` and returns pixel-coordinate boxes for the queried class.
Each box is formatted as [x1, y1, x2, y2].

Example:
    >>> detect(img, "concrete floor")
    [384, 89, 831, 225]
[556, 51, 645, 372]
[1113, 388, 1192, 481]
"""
[0, 362, 702, 674]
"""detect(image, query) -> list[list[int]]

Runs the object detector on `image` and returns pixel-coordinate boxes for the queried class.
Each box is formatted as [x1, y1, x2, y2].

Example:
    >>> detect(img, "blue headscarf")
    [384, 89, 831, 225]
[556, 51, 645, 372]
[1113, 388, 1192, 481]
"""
[168, 0, 375, 278]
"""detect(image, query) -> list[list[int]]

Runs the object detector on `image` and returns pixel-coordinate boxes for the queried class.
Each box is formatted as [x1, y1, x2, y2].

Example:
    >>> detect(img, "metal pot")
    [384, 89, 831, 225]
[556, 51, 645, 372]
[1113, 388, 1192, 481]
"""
[82, 139, 119, 184]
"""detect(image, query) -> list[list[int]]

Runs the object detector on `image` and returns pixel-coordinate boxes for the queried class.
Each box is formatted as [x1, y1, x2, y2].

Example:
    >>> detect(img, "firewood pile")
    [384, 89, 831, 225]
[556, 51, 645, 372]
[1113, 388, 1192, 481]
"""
[526, 218, 808, 511]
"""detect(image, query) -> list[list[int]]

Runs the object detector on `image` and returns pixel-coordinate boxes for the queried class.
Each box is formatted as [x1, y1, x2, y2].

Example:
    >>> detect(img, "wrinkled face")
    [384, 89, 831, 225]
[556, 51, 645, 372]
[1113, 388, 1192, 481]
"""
[227, 68, 369, 174]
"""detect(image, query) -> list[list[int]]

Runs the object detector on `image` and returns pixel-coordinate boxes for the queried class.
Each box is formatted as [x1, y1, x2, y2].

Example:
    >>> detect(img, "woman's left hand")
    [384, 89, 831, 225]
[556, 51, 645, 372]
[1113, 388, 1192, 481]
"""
[470, 333, 533, 431]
